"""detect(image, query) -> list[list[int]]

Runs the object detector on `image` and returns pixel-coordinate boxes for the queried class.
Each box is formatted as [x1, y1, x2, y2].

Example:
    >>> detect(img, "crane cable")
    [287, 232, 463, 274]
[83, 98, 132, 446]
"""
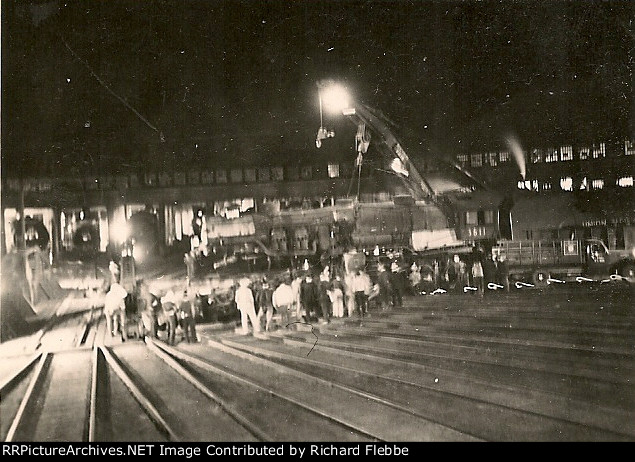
[59, 34, 164, 141]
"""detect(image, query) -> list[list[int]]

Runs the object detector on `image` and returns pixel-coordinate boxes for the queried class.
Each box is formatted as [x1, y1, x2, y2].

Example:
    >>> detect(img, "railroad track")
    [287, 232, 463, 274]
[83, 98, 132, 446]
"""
[217, 328, 634, 441]
[3, 334, 467, 441]
[1, 282, 631, 442]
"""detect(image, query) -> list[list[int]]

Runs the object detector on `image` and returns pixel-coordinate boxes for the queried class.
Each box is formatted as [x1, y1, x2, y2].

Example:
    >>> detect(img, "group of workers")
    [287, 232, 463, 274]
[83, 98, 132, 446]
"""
[103, 259, 200, 344]
[233, 261, 417, 336]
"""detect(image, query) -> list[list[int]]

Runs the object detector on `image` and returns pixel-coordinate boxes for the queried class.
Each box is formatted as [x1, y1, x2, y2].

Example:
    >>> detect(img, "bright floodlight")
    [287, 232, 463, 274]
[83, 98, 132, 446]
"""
[320, 84, 350, 114]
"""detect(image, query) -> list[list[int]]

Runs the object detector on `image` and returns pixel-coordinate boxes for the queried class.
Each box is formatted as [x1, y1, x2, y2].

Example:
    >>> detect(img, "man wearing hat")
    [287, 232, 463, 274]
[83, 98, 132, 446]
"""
[178, 289, 198, 343]
[389, 262, 405, 308]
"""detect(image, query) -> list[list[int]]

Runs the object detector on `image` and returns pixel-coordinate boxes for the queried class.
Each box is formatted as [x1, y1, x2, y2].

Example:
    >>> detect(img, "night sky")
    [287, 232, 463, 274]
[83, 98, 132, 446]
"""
[2, 0, 633, 177]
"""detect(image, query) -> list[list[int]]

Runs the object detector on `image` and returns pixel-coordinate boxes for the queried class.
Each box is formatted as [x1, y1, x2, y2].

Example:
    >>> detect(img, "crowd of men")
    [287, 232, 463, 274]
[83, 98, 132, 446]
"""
[103, 244, 512, 341]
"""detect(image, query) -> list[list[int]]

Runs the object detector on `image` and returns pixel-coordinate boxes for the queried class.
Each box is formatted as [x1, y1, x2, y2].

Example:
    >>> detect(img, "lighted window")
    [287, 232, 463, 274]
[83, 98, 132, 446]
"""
[617, 176, 633, 187]
[487, 152, 498, 167]
[483, 210, 495, 224]
[545, 148, 558, 163]
[532, 180, 539, 192]
[592, 143, 605, 159]
[625, 140, 635, 156]
[530, 149, 543, 163]
[241, 198, 255, 212]
[592, 179, 604, 190]
[499, 151, 510, 163]
[542, 182, 552, 191]
[580, 177, 588, 190]
[524, 180, 532, 190]
[560, 146, 573, 161]
[328, 163, 340, 178]
[465, 211, 478, 225]
[457, 154, 469, 165]
[560, 177, 573, 191]
[470, 154, 482, 167]
[578, 147, 589, 160]
[517, 180, 525, 189]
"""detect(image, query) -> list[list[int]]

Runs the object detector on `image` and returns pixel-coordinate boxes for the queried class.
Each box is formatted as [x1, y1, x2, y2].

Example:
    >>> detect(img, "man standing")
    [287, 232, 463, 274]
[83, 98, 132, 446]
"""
[317, 267, 332, 325]
[389, 262, 405, 309]
[300, 274, 319, 323]
[272, 277, 295, 329]
[256, 278, 275, 332]
[178, 290, 198, 343]
[235, 278, 260, 335]
[352, 269, 372, 317]
[496, 255, 510, 292]
[161, 290, 178, 345]
[376, 263, 393, 311]
[104, 282, 127, 341]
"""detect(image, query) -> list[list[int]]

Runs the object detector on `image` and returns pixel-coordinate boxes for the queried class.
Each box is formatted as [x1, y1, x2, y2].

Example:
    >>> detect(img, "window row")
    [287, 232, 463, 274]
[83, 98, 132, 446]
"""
[517, 176, 633, 192]
[457, 140, 634, 169]
[4, 163, 346, 192]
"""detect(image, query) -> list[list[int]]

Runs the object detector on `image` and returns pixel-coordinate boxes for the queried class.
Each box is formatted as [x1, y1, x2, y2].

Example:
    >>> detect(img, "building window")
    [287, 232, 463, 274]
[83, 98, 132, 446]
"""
[545, 148, 558, 163]
[580, 177, 589, 191]
[158, 173, 171, 187]
[230, 169, 243, 183]
[578, 147, 590, 160]
[216, 170, 227, 184]
[592, 143, 605, 159]
[517, 180, 525, 190]
[530, 148, 543, 163]
[592, 179, 604, 190]
[271, 167, 284, 181]
[487, 152, 498, 167]
[542, 181, 552, 191]
[201, 171, 214, 184]
[174, 172, 186, 186]
[244, 168, 256, 183]
[617, 176, 633, 187]
[301, 166, 313, 180]
[465, 211, 478, 225]
[560, 145, 573, 161]
[499, 151, 510, 163]
[328, 163, 340, 178]
[560, 177, 573, 191]
[483, 210, 495, 224]
[286, 166, 299, 181]
[144, 173, 157, 187]
[470, 154, 482, 167]
[457, 154, 469, 165]
[625, 140, 635, 156]
[188, 171, 200, 185]
[258, 168, 270, 182]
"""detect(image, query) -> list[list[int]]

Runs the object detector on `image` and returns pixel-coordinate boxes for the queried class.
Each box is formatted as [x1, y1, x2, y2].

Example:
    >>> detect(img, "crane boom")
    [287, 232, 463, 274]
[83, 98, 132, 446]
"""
[342, 104, 437, 202]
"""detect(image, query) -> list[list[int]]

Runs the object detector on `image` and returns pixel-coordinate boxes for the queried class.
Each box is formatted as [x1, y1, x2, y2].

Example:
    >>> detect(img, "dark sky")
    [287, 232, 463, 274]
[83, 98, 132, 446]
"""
[2, 0, 633, 177]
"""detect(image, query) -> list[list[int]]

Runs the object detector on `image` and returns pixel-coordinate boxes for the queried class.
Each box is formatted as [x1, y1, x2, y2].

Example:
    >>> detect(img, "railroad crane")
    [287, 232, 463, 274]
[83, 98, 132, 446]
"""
[314, 80, 502, 251]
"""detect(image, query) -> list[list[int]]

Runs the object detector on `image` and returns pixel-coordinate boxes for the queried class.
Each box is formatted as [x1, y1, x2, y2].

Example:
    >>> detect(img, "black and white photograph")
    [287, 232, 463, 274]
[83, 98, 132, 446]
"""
[1, 0, 633, 446]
